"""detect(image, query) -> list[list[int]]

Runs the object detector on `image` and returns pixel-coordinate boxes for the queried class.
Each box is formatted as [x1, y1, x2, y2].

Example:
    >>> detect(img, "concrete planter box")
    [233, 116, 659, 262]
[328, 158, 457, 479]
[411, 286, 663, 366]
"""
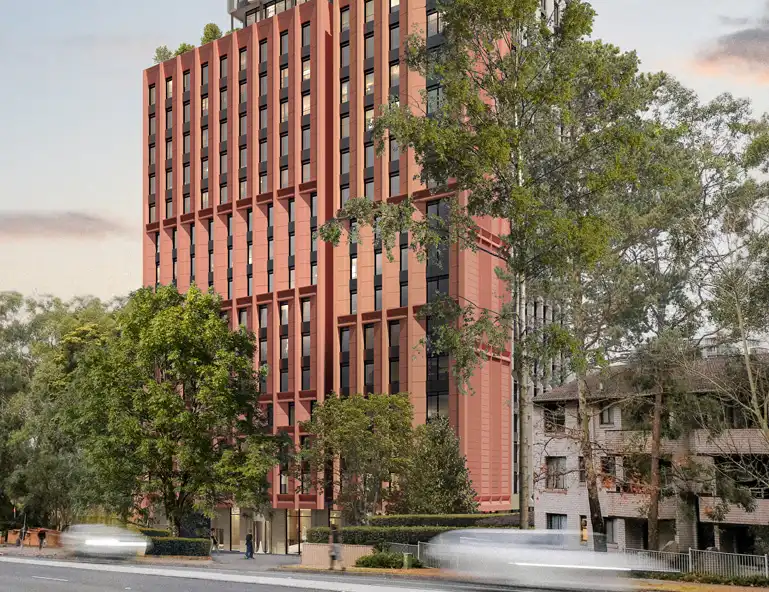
[300, 543, 373, 568]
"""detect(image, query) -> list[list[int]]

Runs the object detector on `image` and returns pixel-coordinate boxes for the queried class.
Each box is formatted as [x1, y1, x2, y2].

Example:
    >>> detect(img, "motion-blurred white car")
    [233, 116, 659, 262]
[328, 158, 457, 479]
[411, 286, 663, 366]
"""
[424, 529, 654, 591]
[60, 524, 149, 558]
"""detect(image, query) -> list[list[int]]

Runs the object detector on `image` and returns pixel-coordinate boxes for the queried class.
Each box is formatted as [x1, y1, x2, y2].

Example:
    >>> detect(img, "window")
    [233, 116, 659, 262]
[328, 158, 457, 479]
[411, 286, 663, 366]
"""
[350, 256, 357, 280]
[227, 214, 233, 237]
[149, 174, 156, 195]
[302, 162, 311, 182]
[239, 81, 247, 104]
[365, 108, 374, 130]
[220, 120, 228, 143]
[302, 59, 311, 80]
[364, 361, 374, 393]
[165, 199, 173, 218]
[280, 31, 289, 56]
[166, 139, 173, 160]
[389, 63, 400, 88]
[364, 143, 375, 169]
[183, 134, 190, 155]
[220, 55, 229, 77]
[350, 291, 357, 314]
[280, 303, 289, 326]
[166, 108, 173, 129]
[427, 11, 444, 37]
[268, 204, 274, 228]
[280, 66, 289, 89]
[220, 87, 228, 109]
[427, 392, 448, 419]
[280, 134, 289, 157]
[280, 369, 288, 393]
[149, 85, 156, 106]
[239, 48, 248, 72]
[260, 173, 268, 193]
[239, 114, 248, 137]
[601, 456, 617, 479]
[301, 333, 311, 358]
[259, 74, 267, 96]
[148, 202, 157, 223]
[149, 144, 156, 166]
[202, 96, 210, 118]
[340, 44, 350, 68]
[374, 287, 382, 311]
[280, 167, 289, 188]
[289, 234, 295, 257]
[544, 403, 565, 434]
[600, 405, 614, 425]
[301, 367, 311, 391]
[365, 180, 374, 201]
[268, 239, 274, 260]
[166, 77, 173, 98]
[220, 152, 228, 174]
[578, 456, 586, 483]
[259, 107, 268, 129]
[364, 35, 375, 60]
[311, 263, 317, 285]
[259, 140, 268, 163]
[341, 185, 350, 206]
[340, 151, 350, 175]
[202, 127, 209, 148]
[390, 25, 400, 51]
[220, 184, 228, 204]
[183, 71, 191, 93]
[427, 86, 443, 114]
[390, 0, 399, 12]
[302, 22, 311, 47]
[340, 115, 350, 139]
[365, 71, 375, 95]
[288, 402, 295, 426]
[259, 305, 268, 330]
[280, 337, 289, 360]
[546, 513, 567, 530]
[340, 328, 350, 352]
[311, 193, 317, 218]
[390, 138, 400, 161]
[201, 189, 210, 208]
[340, 8, 350, 32]
[546, 457, 566, 489]
[280, 100, 289, 122]
[239, 145, 247, 168]
[238, 308, 248, 328]
[166, 169, 173, 189]
[248, 243, 253, 264]
[183, 164, 190, 185]
[400, 282, 408, 307]
[260, 40, 268, 63]
[340, 79, 350, 103]
[302, 94, 311, 116]
[200, 63, 209, 86]
[302, 127, 311, 151]
[389, 173, 400, 196]
[365, 0, 374, 23]
[605, 519, 616, 544]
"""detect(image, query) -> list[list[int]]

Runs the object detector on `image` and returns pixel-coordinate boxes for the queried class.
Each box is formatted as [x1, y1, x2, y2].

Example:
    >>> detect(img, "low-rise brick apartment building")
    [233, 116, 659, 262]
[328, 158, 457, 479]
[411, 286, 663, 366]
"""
[533, 354, 769, 554]
[142, 0, 518, 553]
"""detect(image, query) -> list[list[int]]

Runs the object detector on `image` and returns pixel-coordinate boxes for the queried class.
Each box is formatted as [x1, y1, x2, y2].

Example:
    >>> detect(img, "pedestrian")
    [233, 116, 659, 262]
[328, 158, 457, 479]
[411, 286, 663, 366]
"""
[328, 524, 343, 571]
[38, 529, 46, 551]
[245, 533, 254, 559]
[210, 529, 219, 555]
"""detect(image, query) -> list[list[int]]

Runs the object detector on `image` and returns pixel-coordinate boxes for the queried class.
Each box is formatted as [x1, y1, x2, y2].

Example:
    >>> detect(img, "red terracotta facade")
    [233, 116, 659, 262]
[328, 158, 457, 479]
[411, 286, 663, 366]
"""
[142, 0, 512, 516]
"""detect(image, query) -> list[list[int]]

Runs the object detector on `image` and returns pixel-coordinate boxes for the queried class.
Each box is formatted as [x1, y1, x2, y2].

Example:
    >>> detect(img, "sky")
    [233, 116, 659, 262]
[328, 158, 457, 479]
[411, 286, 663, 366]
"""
[0, 0, 767, 300]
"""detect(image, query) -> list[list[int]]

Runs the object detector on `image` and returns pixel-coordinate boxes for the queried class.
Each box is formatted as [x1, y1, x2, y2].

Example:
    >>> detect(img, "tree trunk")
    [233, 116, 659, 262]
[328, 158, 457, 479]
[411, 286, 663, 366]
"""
[648, 390, 663, 550]
[578, 372, 607, 552]
[517, 277, 532, 530]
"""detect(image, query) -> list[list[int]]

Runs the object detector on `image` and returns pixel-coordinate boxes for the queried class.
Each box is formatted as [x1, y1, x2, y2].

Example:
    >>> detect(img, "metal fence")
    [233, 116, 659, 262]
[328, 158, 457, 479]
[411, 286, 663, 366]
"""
[625, 548, 769, 579]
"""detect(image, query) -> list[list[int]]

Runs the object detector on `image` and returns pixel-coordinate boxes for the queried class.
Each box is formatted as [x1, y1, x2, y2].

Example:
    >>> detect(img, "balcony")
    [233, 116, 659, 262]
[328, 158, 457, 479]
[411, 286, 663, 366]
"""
[699, 495, 769, 525]
[228, 0, 302, 25]
[604, 489, 677, 520]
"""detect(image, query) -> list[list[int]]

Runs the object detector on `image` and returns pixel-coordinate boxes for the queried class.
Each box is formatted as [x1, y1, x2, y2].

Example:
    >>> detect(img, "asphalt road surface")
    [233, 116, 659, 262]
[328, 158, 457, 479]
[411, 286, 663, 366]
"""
[0, 557, 519, 592]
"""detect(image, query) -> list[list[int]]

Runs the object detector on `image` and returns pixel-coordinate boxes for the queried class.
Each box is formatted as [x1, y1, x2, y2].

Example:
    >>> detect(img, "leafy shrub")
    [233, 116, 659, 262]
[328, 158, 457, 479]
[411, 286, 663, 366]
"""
[372, 514, 497, 528]
[136, 527, 172, 538]
[307, 526, 455, 546]
[632, 571, 769, 587]
[355, 552, 423, 569]
[476, 513, 531, 528]
[147, 537, 210, 556]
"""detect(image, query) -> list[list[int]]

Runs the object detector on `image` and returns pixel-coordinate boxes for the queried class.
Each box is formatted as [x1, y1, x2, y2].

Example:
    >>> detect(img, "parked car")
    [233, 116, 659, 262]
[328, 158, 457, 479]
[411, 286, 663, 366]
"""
[60, 524, 149, 558]
[424, 529, 652, 591]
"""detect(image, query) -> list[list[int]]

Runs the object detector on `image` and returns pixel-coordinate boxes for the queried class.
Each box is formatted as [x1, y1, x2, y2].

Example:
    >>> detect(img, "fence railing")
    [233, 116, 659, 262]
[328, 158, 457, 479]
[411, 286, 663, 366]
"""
[625, 548, 769, 579]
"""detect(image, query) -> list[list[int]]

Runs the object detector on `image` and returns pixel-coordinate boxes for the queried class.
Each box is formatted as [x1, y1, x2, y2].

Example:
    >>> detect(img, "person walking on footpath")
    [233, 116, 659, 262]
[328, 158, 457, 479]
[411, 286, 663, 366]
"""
[328, 524, 344, 571]
[210, 529, 219, 555]
[245, 533, 254, 559]
[37, 529, 46, 551]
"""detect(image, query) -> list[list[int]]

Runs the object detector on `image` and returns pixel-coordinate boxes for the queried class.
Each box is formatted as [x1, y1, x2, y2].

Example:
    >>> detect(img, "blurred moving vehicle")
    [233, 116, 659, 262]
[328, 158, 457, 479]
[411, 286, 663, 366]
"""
[60, 524, 149, 559]
[424, 529, 659, 591]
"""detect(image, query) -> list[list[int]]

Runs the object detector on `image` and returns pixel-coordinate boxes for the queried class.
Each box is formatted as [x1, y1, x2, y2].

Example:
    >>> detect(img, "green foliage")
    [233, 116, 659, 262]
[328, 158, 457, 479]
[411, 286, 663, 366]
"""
[201, 23, 223, 45]
[371, 514, 486, 527]
[307, 526, 456, 546]
[135, 527, 171, 538]
[174, 43, 195, 56]
[147, 537, 210, 557]
[632, 571, 769, 587]
[69, 285, 278, 533]
[153, 46, 173, 64]
[355, 552, 423, 569]
[299, 393, 414, 525]
[389, 416, 478, 515]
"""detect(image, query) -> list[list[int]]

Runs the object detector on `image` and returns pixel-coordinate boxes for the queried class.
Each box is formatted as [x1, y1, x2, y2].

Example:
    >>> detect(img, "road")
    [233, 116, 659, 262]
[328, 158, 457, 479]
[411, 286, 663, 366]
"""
[0, 557, 515, 592]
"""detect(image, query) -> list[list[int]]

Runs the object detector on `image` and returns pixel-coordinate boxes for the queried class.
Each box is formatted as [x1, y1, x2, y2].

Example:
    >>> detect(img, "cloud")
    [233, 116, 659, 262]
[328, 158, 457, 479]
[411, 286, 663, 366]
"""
[0, 212, 132, 240]
[696, 2, 769, 82]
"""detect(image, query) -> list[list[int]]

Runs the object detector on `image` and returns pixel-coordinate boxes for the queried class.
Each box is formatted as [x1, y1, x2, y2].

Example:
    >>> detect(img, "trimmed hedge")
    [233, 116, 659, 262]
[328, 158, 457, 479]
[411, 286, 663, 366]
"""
[147, 537, 210, 556]
[308, 526, 455, 546]
[370, 513, 523, 528]
[136, 527, 172, 538]
[355, 552, 423, 569]
[632, 571, 769, 587]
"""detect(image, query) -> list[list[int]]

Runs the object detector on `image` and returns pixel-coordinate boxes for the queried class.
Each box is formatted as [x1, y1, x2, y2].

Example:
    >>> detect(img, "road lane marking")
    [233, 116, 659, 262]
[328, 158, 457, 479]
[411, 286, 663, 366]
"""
[0, 557, 427, 592]
[32, 576, 69, 582]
